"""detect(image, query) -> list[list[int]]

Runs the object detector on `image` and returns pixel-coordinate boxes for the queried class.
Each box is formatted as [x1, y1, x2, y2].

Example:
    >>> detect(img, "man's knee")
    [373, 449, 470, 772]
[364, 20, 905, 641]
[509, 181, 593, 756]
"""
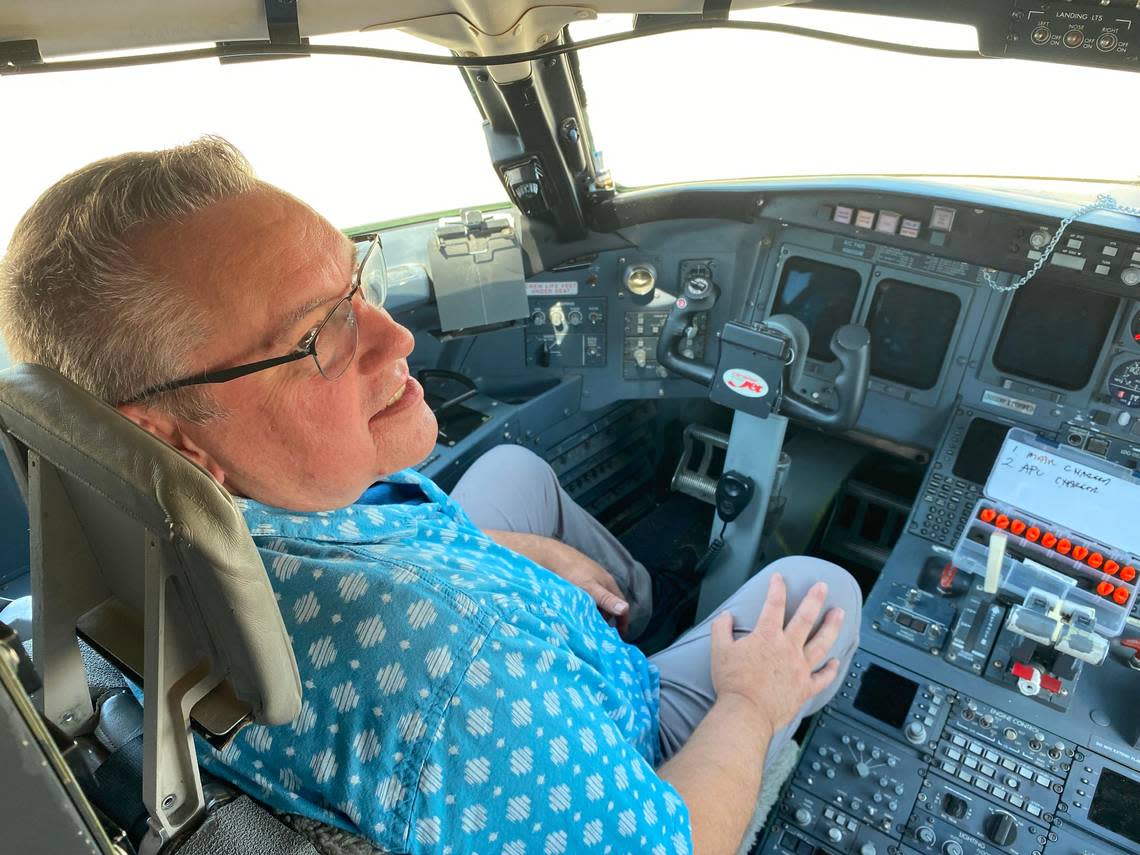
[763, 556, 862, 659]
[453, 444, 563, 535]
[471, 444, 558, 492]
[765, 555, 861, 614]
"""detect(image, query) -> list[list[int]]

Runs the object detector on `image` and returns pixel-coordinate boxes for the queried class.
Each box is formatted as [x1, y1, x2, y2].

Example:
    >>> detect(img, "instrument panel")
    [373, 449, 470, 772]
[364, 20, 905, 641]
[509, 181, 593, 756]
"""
[394, 178, 1140, 855]
[509, 182, 1140, 855]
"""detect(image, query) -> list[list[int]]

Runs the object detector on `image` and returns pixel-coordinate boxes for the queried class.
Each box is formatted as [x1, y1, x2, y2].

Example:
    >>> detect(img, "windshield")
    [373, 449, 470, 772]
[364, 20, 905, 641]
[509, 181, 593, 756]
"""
[572, 9, 1140, 187]
[0, 29, 506, 252]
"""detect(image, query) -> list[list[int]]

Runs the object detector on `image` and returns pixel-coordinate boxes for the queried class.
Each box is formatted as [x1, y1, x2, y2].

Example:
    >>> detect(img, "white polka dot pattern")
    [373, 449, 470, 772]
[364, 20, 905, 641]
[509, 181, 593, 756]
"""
[194, 470, 691, 854]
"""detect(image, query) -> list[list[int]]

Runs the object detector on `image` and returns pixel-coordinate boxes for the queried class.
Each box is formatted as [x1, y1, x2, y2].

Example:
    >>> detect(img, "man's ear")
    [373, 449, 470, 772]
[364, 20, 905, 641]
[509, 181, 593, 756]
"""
[117, 403, 226, 487]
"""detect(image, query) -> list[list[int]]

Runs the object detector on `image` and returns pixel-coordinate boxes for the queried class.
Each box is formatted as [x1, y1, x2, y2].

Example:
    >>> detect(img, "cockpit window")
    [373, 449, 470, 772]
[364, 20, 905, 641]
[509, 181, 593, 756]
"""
[0, 29, 507, 253]
[572, 9, 1140, 187]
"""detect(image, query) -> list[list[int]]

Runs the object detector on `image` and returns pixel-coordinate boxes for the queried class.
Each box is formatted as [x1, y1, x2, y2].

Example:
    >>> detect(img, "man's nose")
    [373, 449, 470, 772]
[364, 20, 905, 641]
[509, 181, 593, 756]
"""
[355, 305, 414, 374]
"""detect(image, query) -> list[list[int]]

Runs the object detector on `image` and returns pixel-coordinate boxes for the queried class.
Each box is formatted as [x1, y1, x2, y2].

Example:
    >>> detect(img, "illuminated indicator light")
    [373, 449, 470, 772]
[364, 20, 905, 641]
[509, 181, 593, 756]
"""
[980, 508, 997, 523]
[1114, 587, 1131, 605]
[1088, 552, 1104, 569]
[1025, 527, 1041, 542]
[1097, 581, 1115, 597]
[1042, 533, 1058, 548]
[996, 515, 1011, 530]
[1072, 545, 1089, 561]
[1010, 519, 1027, 536]
[1056, 538, 1072, 555]
[1122, 566, 1137, 582]
[1104, 560, 1121, 575]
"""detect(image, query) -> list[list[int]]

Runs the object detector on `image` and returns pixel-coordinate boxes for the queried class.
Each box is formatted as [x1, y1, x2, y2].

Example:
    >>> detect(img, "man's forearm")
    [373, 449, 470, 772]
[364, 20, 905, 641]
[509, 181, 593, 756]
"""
[483, 529, 564, 566]
[657, 694, 773, 855]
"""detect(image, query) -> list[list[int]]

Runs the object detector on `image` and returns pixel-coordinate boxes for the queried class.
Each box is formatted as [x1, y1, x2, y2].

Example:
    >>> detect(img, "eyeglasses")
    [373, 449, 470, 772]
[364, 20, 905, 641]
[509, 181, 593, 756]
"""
[122, 235, 387, 405]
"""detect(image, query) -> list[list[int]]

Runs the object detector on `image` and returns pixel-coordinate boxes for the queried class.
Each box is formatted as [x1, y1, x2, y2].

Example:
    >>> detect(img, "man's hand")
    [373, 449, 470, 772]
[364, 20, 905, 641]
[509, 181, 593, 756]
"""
[658, 572, 846, 855]
[483, 529, 631, 635]
[710, 573, 843, 735]
[542, 549, 631, 635]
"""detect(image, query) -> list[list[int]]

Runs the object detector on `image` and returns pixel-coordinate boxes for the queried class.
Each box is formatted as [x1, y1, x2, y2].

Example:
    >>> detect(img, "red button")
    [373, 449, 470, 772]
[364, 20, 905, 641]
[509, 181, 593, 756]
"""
[1122, 566, 1137, 583]
[1114, 587, 1131, 605]
[1010, 520, 1027, 536]
[1105, 560, 1121, 576]
[1025, 527, 1041, 542]
[1042, 533, 1058, 548]
[1072, 545, 1089, 561]
[1097, 581, 1116, 597]
[1088, 552, 1104, 570]
[996, 515, 1011, 530]
[980, 507, 998, 523]
[1056, 538, 1072, 556]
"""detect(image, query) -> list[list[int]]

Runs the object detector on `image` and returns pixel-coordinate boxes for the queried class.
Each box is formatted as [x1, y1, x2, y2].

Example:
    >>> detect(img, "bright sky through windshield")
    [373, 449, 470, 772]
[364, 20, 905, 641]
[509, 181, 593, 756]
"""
[0, 30, 507, 251]
[2, 9, 1138, 254]
[575, 9, 1140, 188]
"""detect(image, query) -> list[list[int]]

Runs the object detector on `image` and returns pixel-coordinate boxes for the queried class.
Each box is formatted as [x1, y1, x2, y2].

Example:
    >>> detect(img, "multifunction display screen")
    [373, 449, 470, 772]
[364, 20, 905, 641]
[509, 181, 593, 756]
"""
[952, 417, 1010, 485]
[993, 279, 1118, 391]
[852, 664, 918, 728]
[1089, 768, 1140, 845]
[772, 257, 861, 362]
[867, 279, 961, 390]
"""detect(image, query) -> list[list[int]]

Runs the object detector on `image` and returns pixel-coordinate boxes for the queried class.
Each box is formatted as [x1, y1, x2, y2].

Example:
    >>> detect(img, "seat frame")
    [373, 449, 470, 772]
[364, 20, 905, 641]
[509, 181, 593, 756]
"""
[0, 365, 300, 853]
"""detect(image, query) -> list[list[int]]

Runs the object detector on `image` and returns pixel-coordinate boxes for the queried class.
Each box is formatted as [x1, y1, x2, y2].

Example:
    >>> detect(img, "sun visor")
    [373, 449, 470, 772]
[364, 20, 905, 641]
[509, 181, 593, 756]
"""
[428, 209, 529, 336]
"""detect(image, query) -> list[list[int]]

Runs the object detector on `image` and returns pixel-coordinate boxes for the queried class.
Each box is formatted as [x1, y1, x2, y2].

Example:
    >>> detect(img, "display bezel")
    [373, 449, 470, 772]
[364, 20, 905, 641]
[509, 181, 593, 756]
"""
[857, 271, 971, 407]
[982, 276, 1122, 399]
[765, 245, 871, 369]
[766, 250, 861, 364]
[1062, 753, 1140, 853]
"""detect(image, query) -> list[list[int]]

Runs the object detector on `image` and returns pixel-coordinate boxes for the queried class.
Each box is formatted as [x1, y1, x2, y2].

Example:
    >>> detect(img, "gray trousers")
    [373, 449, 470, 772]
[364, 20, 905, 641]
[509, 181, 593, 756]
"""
[451, 444, 655, 638]
[450, 445, 862, 770]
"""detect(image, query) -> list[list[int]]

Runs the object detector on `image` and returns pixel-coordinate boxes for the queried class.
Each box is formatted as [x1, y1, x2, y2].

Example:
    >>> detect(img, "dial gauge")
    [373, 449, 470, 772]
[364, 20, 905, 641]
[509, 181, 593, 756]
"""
[1108, 358, 1140, 409]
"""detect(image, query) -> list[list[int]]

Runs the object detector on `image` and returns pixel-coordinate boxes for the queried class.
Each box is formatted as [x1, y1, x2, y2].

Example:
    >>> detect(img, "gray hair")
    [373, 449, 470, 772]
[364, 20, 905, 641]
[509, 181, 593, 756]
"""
[0, 136, 258, 421]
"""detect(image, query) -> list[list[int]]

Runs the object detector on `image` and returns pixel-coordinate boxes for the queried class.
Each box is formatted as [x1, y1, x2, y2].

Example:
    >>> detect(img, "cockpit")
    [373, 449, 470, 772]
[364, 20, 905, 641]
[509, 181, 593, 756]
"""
[2, 3, 1140, 855]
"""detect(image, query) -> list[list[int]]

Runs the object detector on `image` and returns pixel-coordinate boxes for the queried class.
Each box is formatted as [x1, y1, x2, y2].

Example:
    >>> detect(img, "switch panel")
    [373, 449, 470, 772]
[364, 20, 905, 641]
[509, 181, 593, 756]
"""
[525, 298, 607, 368]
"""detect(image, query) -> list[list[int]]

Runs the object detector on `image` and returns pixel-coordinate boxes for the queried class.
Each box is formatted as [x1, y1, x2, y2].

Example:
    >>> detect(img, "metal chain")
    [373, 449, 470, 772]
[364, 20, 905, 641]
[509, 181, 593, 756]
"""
[982, 194, 1140, 293]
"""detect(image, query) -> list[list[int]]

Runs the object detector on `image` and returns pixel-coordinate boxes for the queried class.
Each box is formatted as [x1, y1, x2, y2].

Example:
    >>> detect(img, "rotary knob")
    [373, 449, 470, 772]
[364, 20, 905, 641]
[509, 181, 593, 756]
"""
[942, 793, 968, 819]
[1028, 228, 1052, 250]
[793, 807, 813, 827]
[916, 825, 937, 848]
[984, 810, 1018, 847]
[1122, 267, 1140, 287]
[685, 275, 712, 298]
[827, 827, 843, 844]
[855, 761, 871, 779]
[942, 842, 964, 855]
[860, 845, 878, 855]
[905, 721, 928, 745]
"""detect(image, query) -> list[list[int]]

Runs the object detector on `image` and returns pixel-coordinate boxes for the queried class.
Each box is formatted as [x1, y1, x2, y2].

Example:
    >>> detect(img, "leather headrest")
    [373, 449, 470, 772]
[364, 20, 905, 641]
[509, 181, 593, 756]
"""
[0, 364, 300, 724]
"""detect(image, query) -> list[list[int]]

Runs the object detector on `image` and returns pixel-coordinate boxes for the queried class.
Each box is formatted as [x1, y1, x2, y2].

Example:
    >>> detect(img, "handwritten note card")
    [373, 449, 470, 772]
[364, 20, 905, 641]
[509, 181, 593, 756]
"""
[986, 431, 1140, 556]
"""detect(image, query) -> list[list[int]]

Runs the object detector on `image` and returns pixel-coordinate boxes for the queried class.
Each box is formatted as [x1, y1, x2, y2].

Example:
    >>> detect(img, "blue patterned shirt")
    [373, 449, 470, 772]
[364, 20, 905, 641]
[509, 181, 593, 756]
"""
[198, 469, 693, 855]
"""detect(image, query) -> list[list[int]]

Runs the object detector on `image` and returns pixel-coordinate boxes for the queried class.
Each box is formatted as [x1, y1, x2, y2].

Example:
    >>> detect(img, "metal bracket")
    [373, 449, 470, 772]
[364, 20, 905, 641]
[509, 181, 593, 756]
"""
[264, 0, 302, 46]
[0, 39, 43, 74]
[217, 0, 309, 64]
[671, 425, 729, 505]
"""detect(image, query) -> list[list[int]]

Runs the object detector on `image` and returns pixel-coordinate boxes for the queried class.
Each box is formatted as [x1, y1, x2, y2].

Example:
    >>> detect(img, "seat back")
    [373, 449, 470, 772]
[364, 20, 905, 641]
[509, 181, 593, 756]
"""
[0, 364, 300, 852]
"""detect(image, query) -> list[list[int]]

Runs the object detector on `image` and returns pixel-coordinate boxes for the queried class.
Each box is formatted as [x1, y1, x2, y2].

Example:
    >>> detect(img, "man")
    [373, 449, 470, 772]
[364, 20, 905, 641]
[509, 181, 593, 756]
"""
[0, 138, 860, 855]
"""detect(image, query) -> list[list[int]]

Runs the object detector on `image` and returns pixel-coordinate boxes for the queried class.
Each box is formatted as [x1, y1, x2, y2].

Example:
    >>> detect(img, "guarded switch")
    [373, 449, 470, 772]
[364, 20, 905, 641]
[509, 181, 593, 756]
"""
[942, 793, 968, 819]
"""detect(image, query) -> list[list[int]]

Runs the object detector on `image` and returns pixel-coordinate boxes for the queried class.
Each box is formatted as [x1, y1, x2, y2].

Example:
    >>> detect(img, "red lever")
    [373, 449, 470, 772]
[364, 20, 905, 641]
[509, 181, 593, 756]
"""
[939, 563, 959, 594]
[1121, 638, 1140, 669]
[1011, 662, 1063, 694]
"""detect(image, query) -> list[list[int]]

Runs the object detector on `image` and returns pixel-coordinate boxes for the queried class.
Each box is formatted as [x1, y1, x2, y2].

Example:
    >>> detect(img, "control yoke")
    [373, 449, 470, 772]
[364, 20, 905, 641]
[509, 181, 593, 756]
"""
[656, 275, 871, 431]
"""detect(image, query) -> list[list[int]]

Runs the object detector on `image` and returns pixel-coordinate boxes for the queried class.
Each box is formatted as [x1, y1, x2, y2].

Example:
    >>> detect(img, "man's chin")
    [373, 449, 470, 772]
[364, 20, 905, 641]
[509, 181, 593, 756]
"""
[375, 405, 439, 474]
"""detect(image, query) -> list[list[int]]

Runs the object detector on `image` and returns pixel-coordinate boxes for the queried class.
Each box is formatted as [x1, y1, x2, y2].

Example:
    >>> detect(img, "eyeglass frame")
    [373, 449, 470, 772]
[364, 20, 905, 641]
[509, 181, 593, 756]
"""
[120, 235, 384, 405]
